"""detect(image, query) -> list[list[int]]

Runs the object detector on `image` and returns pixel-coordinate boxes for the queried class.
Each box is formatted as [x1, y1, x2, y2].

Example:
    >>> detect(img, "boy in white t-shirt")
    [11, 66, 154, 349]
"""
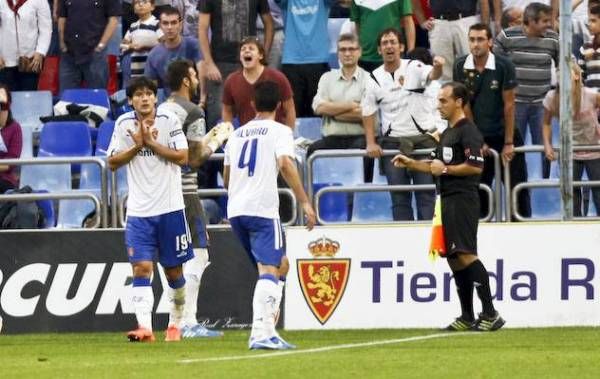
[122, 0, 164, 79]
[223, 81, 316, 350]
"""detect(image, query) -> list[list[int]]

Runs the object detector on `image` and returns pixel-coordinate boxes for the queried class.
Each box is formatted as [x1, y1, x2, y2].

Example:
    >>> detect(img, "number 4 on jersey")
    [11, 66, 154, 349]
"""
[238, 138, 258, 176]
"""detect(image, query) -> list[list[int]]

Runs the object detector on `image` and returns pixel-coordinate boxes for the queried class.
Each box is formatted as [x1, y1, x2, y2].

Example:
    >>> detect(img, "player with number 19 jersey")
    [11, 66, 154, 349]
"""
[224, 119, 295, 219]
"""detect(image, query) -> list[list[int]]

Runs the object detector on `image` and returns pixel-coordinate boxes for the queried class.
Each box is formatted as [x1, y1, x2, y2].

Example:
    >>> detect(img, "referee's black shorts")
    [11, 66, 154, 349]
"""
[442, 192, 479, 256]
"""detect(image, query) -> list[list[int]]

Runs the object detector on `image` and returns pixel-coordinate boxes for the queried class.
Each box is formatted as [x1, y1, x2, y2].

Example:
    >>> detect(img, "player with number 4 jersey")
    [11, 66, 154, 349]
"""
[224, 81, 316, 350]
[107, 77, 192, 343]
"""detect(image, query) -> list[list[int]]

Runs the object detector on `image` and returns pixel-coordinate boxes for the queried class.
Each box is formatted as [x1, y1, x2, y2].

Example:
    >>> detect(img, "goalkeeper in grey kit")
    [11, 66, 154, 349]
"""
[158, 60, 233, 338]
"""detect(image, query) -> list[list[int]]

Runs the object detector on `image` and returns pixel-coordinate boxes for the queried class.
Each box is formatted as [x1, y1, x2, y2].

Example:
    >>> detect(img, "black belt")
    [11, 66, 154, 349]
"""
[436, 13, 475, 21]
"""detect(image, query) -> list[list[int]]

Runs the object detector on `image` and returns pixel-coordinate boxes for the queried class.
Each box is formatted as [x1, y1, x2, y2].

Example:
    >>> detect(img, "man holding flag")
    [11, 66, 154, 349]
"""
[392, 82, 505, 332]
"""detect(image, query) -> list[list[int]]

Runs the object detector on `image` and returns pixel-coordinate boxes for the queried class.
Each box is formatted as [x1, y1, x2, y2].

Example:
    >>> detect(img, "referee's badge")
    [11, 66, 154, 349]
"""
[442, 147, 453, 163]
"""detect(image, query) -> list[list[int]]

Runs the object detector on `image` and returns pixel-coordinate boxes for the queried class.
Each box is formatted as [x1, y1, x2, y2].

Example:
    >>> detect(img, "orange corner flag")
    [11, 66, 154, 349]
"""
[429, 195, 446, 261]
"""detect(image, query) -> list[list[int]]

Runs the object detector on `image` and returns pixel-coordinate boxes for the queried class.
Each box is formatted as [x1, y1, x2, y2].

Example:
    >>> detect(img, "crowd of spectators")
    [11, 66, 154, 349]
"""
[1, 0, 600, 220]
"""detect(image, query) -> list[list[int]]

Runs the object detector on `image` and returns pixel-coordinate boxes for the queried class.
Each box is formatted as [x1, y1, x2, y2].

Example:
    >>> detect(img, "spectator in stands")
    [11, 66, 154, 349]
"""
[144, 6, 202, 97]
[222, 36, 295, 128]
[543, 63, 600, 217]
[494, 2, 558, 178]
[277, 0, 334, 118]
[502, 0, 558, 30]
[257, 0, 284, 69]
[501, 7, 523, 29]
[411, 0, 491, 82]
[309, 33, 367, 158]
[0, 0, 52, 91]
[362, 28, 438, 221]
[454, 23, 530, 219]
[57, 0, 120, 92]
[198, 0, 274, 130]
[121, 0, 163, 86]
[351, 0, 415, 73]
[0, 83, 22, 194]
[410, 0, 432, 48]
[580, 4, 600, 91]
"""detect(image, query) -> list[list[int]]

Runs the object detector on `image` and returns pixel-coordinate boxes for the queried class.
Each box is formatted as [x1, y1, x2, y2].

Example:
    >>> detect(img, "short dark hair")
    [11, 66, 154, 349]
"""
[338, 33, 360, 46]
[376, 27, 405, 47]
[126, 76, 158, 98]
[133, 0, 155, 5]
[239, 36, 268, 66]
[166, 59, 195, 92]
[523, 2, 552, 25]
[442, 82, 470, 107]
[159, 5, 181, 20]
[0, 82, 14, 125]
[469, 23, 492, 39]
[406, 47, 432, 65]
[253, 81, 280, 112]
[590, 4, 600, 16]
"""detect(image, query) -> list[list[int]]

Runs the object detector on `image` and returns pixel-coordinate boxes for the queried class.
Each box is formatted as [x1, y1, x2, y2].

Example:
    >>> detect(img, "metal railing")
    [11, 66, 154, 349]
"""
[314, 183, 494, 225]
[0, 157, 109, 228]
[307, 148, 502, 222]
[505, 145, 600, 221]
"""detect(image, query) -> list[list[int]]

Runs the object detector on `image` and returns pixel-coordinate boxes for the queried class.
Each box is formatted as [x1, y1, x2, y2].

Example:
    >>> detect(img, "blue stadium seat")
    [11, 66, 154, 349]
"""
[20, 164, 72, 192]
[312, 156, 364, 186]
[314, 182, 348, 222]
[530, 187, 561, 218]
[38, 121, 92, 175]
[294, 117, 322, 141]
[11, 90, 53, 132]
[38, 121, 93, 157]
[95, 120, 115, 156]
[35, 190, 56, 228]
[19, 124, 34, 158]
[352, 188, 393, 222]
[61, 89, 111, 110]
[371, 157, 388, 184]
[56, 198, 96, 228]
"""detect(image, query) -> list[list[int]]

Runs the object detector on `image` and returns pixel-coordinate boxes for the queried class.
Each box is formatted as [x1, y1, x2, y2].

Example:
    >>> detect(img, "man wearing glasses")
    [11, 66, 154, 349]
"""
[144, 6, 203, 101]
[309, 33, 368, 158]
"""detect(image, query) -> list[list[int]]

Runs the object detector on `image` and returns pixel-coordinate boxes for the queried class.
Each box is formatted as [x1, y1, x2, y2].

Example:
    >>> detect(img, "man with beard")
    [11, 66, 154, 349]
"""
[158, 59, 232, 338]
[454, 23, 530, 219]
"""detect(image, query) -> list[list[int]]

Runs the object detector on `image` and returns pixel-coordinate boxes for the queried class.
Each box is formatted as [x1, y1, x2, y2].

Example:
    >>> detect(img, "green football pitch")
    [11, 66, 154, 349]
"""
[1, 328, 599, 378]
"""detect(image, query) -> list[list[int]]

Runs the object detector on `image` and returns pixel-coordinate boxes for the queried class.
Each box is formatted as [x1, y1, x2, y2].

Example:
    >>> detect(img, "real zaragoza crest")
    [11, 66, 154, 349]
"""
[297, 236, 350, 325]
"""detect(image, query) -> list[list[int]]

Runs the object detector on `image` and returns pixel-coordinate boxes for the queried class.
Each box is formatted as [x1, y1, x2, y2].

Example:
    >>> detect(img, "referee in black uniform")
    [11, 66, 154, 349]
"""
[392, 82, 504, 331]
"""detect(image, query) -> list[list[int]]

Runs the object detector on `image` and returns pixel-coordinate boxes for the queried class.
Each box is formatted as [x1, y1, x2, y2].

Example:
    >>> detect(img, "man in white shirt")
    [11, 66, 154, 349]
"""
[108, 76, 190, 343]
[223, 80, 316, 350]
[362, 28, 438, 221]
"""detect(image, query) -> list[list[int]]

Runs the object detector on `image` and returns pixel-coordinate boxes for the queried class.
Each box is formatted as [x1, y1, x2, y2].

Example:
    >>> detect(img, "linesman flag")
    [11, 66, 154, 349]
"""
[429, 195, 446, 260]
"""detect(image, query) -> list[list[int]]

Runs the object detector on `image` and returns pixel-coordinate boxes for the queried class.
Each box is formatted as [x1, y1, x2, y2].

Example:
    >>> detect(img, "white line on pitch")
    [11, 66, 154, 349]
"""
[178, 332, 472, 364]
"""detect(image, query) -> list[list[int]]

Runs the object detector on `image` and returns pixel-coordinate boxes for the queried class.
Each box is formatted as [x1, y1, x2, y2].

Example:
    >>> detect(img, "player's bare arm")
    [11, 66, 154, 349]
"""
[278, 155, 316, 230]
[391, 154, 432, 172]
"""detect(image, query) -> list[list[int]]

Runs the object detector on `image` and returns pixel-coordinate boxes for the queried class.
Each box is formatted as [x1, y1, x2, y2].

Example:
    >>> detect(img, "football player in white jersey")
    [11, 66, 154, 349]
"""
[108, 76, 192, 342]
[224, 81, 316, 350]
[159, 59, 231, 338]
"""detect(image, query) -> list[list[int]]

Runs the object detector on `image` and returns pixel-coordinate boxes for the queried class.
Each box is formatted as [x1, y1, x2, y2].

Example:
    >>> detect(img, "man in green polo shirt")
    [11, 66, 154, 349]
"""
[453, 22, 531, 219]
[350, 0, 415, 72]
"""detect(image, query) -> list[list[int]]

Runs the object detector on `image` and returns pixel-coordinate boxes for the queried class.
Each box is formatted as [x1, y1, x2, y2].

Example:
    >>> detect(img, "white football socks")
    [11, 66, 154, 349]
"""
[168, 286, 186, 328]
[132, 285, 154, 332]
[183, 248, 210, 326]
[250, 277, 280, 341]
